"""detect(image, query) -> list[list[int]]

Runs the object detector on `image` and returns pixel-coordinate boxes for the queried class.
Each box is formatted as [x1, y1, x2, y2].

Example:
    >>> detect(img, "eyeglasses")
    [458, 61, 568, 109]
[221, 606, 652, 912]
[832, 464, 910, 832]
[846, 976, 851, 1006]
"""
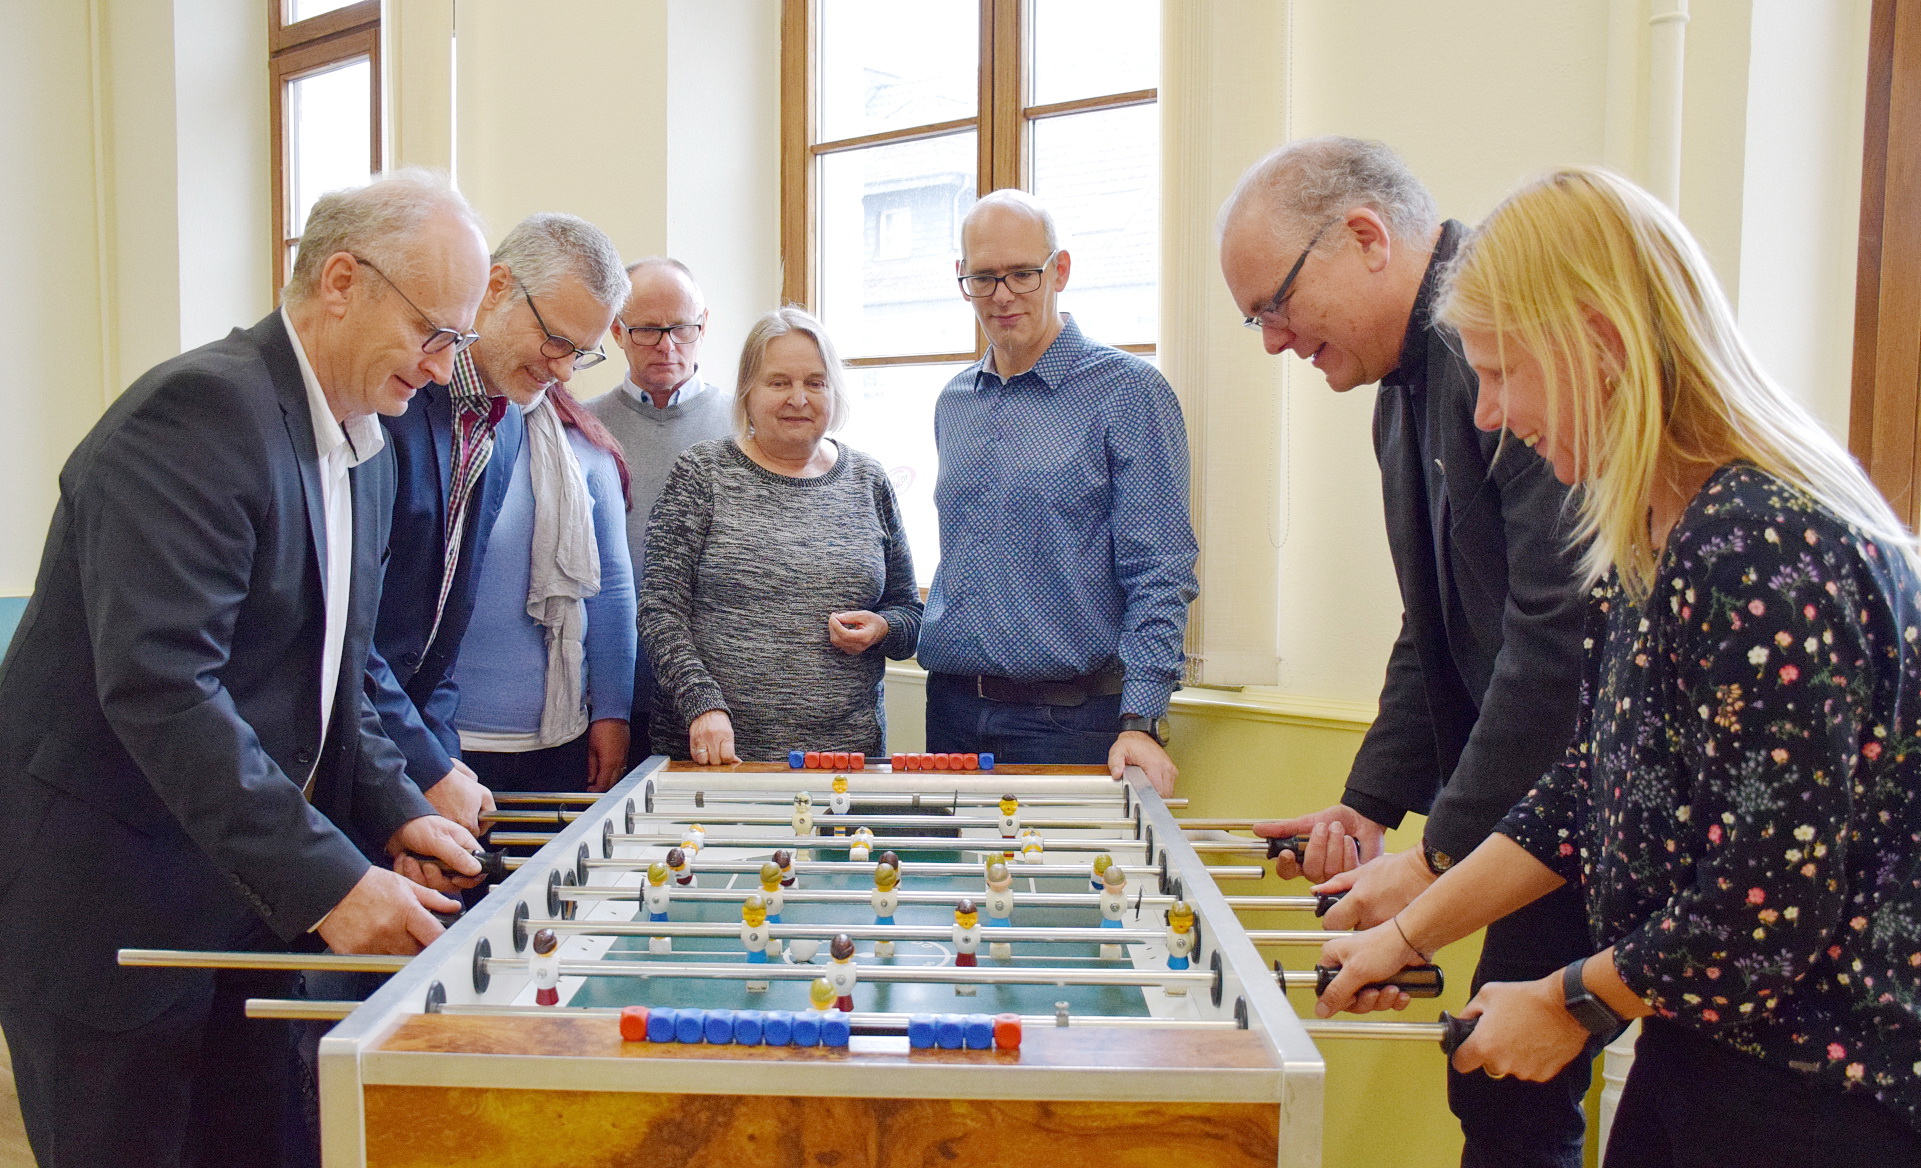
[516, 279, 608, 370]
[1242, 220, 1336, 332]
[620, 320, 704, 347]
[958, 252, 1057, 299]
[350, 254, 480, 356]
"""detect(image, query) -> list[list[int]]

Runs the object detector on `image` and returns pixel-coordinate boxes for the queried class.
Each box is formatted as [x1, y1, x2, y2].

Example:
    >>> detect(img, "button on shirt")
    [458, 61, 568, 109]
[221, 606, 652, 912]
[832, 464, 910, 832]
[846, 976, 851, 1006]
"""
[280, 309, 386, 754]
[917, 313, 1198, 718]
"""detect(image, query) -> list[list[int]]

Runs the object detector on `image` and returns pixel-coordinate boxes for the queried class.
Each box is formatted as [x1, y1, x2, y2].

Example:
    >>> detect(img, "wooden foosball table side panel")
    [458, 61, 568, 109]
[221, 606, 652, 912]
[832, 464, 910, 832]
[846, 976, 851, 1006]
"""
[362, 1085, 1281, 1168]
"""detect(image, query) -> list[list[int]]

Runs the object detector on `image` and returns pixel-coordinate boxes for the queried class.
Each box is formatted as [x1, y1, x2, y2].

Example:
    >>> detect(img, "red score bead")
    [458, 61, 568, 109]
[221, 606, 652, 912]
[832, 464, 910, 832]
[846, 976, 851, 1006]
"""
[963, 753, 980, 771]
[831, 752, 849, 769]
[619, 1006, 649, 1042]
[851, 752, 866, 769]
[804, 751, 821, 769]
[993, 1013, 1022, 1051]
[891, 753, 907, 770]
[931, 754, 949, 771]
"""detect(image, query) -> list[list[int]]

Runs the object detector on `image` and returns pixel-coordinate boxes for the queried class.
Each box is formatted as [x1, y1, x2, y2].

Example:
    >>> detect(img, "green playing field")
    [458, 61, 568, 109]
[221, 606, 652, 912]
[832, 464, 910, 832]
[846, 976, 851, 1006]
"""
[564, 845, 1162, 1018]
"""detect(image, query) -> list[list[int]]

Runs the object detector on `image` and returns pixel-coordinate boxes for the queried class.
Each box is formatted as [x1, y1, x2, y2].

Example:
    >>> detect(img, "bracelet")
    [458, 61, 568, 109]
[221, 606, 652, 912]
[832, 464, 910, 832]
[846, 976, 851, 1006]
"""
[1391, 914, 1430, 963]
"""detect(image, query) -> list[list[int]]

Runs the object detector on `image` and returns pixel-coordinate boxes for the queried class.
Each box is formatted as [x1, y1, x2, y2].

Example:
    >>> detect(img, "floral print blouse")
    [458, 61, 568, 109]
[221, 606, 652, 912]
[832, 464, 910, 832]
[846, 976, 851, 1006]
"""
[1497, 464, 1921, 1130]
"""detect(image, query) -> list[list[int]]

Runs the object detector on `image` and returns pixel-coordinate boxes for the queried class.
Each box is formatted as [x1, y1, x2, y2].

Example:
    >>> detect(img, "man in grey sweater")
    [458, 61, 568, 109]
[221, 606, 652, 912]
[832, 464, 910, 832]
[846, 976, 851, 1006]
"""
[585, 257, 734, 762]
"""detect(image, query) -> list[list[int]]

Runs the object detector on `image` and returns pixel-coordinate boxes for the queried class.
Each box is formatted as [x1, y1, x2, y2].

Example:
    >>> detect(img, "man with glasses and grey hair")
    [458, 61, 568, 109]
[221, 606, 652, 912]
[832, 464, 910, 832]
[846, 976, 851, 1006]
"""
[1219, 137, 1596, 1167]
[0, 169, 490, 1166]
[586, 258, 733, 762]
[918, 188, 1197, 796]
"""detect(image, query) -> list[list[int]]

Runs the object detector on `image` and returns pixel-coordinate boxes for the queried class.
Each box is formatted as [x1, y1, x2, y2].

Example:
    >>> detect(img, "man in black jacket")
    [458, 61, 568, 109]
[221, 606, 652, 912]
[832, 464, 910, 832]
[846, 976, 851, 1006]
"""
[1219, 138, 1595, 1167]
[0, 170, 488, 1167]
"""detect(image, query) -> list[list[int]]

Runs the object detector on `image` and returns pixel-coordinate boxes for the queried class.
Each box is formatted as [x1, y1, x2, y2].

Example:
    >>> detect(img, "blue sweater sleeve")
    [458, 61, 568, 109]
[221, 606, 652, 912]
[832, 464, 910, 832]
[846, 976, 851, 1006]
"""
[580, 442, 637, 723]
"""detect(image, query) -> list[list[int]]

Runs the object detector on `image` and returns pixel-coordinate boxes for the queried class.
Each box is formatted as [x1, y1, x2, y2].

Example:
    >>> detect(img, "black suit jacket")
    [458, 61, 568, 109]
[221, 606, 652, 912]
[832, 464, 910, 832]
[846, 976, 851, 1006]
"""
[0, 312, 432, 1028]
[1341, 221, 1589, 862]
[366, 382, 524, 788]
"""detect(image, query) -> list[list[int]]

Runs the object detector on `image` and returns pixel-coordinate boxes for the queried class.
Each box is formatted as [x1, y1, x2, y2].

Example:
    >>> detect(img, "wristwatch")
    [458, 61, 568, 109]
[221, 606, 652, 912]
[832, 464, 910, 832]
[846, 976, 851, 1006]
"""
[1118, 715, 1167, 745]
[1562, 958, 1627, 1038]
[1420, 839, 1456, 877]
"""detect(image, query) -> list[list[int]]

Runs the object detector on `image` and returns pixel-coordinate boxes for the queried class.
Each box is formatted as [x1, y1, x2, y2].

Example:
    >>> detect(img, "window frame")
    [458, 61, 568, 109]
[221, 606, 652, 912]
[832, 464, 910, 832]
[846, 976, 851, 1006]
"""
[779, 0, 1159, 369]
[269, 0, 382, 293]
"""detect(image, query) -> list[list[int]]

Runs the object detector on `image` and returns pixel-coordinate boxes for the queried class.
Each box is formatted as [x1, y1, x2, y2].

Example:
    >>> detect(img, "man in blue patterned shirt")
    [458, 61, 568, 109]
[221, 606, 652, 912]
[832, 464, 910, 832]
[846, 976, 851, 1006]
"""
[917, 190, 1197, 795]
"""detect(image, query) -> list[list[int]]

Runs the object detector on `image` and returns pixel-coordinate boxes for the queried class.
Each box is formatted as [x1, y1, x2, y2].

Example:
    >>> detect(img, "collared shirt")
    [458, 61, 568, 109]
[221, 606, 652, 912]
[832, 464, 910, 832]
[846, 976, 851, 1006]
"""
[280, 309, 386, 751]
[917, 313, 1197, 718]
[425, 350, 506, 653]
[620, 370, 709, 409]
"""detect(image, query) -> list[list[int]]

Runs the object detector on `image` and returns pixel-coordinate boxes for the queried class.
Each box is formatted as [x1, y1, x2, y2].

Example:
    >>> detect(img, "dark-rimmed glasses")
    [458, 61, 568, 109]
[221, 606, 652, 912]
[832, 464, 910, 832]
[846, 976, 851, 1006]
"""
[620, 320, 704, 347]
[350, 254, 480, 356]
[516, 279, 608, 370]
[958, 252, 1058, 299]
[1241, 219, 1337, 331]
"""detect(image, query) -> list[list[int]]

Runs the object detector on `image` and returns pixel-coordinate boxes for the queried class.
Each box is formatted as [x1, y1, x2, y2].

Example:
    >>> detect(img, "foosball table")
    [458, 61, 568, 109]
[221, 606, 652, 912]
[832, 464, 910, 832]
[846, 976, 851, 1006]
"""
[125, 758, 1461, 1167]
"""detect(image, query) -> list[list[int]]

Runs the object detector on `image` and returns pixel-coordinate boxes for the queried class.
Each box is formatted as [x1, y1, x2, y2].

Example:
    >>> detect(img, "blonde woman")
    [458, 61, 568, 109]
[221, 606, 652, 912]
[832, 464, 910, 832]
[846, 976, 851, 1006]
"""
[1318, 168, 1921, 1165]
[639, 307, 921, 764]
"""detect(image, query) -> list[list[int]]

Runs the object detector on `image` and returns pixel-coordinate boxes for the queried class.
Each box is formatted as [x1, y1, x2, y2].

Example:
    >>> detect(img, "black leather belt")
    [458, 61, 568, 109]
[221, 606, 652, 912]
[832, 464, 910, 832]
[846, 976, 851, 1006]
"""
[943, 671, 1125, 708]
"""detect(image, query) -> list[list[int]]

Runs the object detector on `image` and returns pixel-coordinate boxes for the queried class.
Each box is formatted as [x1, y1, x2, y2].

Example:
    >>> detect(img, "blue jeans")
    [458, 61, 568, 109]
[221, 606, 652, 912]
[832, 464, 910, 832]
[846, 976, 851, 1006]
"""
[923, 672, 1120, 764]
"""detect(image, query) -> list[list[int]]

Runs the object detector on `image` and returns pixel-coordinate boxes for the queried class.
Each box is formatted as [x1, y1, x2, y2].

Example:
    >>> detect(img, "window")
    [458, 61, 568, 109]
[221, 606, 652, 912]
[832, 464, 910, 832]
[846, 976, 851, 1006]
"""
[270, 0, 381, 291]
[783, 0, 1160, 581]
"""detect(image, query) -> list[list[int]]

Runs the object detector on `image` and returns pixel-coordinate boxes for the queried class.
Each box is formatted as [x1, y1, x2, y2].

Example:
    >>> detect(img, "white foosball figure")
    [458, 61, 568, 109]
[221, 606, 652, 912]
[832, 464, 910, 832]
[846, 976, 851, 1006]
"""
[643, 860, 674, 954]
[666, 845, 694, 888]
[1090, 852, 1114, 893]
[530, 928, 561, 1007]
[1099, 864, 1129, 959]
[1164, 900, 1196, 996]
[952, 898, 981, 992]
[848, 826, 875, 863]
[997, 794, 1020, 839]
[871, 862, 900, 958]
[757, 861, 786, 956]
[742, 894, 772, 992]
[791, 792, 815, 838]
[1018, 828, 1044, 864]
[828, 774, 852, 816]
[983, 860, 1014, 960]
[826, 934, 859, 1010]
[682, 823, 706, 855]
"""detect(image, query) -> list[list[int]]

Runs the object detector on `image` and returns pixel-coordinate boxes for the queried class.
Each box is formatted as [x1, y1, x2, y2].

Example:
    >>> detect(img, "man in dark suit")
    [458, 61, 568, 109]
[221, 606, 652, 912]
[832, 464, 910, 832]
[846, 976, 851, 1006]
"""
[0, 171, 490, 1167]
[366, 372, 525, 838]
[1219, 138, 1596, 1168]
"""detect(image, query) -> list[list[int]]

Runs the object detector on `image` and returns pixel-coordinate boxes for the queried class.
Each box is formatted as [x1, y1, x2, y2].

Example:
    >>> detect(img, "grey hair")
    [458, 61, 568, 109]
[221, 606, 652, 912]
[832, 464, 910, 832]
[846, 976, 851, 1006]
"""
[734, 306, 850, 440]
[283, 167, 483, 306]
[491, 213, 631, 311]
[1219, 136, 1439, 249]
[961, 188, 1060, 261]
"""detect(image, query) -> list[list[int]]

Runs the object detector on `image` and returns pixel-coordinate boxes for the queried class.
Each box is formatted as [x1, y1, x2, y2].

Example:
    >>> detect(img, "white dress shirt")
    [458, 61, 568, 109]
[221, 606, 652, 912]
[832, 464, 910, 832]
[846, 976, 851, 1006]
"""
[280, 309, 386, 757]
[620, 372, 708, 408]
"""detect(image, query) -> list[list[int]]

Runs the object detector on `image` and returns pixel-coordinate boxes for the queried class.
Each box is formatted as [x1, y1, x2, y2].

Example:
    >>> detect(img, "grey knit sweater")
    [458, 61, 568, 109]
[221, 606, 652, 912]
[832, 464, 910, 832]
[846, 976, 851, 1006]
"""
[639, 437, 921, 759]
[582, 380, 735, 585]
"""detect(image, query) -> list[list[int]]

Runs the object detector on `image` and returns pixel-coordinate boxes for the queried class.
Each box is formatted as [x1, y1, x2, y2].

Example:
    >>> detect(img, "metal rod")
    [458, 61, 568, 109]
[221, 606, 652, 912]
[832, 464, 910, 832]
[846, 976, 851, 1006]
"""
[643, 813, 1140, 831]
[561, 886, 1176, 908]
[1301, 1019, 1449, 1041]
[576, 857, 1267, 882]
[489, 792, 603, 805]
[482, 810, 583, 825]
[1245, 930, 1351, 945]
[1225, 896, 1327, 911]
[490, 958, 1214, 987]
[1174, 819, 1269, 830]
[521, 917, 1178, 945]
[119, 949, 411, 973]
[246, 998, 358, 1021]
[609, 833, 1139, 853]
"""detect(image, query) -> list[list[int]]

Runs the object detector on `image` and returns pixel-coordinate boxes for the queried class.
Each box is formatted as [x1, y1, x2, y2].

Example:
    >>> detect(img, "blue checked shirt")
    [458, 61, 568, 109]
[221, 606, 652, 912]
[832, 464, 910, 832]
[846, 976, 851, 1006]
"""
[918, 314, 1198, 718]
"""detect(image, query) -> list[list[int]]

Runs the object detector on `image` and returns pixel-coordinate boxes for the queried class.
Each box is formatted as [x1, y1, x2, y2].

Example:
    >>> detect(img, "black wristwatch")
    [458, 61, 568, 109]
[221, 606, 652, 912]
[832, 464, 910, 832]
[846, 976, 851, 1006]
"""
[1562, 958, 1626, 1038]
[1118, 715, 1167, 745]
[1420, 839, 1456, 877]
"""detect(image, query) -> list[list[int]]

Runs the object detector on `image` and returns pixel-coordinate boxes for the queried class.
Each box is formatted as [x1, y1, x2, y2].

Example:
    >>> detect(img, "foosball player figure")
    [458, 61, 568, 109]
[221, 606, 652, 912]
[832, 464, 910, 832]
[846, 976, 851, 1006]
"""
[530, 928, 562, 1007]
[644, 860, 674, 954]
[1018, 828, 1044, 864]
[791, 792, 814, 837]
[1099, 864, 1129, 959]
[871, 862, 901, 958]
[953, 899, 982, 985]
[829, 774, 852, 816]
[826, 934, 859, 1011]
[848, 825, 876, 862]
[983, 861, 1014, 959]
[758, 860, 786, 955]
[1164, 900, 1196, 971]
[1090, 852, 1114, 893]
[996, 793, 1020, 842]
[774, 848, 798, 890]
[741, 894, 772, 992]
[681, 824, 706, 857]
[666, 845, 694, 888]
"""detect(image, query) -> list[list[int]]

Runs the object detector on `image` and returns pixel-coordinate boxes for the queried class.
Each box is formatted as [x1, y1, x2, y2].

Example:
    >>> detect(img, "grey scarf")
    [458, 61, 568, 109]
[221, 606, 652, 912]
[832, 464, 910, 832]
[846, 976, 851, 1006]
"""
[522, 393, 600, 745]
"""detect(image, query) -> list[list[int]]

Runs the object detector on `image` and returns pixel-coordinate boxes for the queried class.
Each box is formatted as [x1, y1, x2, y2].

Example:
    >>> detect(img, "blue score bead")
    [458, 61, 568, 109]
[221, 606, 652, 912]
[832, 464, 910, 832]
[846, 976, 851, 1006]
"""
[907, 1013, 938, 1049]
[979, 753, 995, 771]
[788, 750, 806, 769]
[963, 1015, 994, 1050]
[821, 1014, 851, 1047]
[704, 1010, 735, 1044]
[674, 1009, 707, 1044]
[791, 1013, 823, 1047]
[763, 1011, 794, 1046]
[646, 1008, 678, 1043]
[936, 1014, 965, 1050]
[732, 1011, 764, 1045]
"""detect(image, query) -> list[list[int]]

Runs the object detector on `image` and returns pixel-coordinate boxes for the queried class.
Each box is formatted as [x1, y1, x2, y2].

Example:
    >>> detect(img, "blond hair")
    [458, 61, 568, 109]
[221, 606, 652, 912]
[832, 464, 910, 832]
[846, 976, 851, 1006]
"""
[1437, 167, 1914, 600]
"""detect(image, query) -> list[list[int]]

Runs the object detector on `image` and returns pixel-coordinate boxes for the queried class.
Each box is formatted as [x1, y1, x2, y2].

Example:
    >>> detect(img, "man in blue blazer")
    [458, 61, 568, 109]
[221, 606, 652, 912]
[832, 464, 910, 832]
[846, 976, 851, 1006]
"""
[0, 172, 490, 1167]
[366, 377, 525, 837]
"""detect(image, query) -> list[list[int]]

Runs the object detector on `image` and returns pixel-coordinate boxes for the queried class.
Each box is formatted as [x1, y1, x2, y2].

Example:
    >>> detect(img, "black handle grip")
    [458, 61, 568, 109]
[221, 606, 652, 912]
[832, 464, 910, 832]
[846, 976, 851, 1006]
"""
[1309, 963, 1445, 998]
[405, 848, 506, 885]
[1438, 1011, 1477, 1055]
[1314, 892, 1343, 918]
[1266, 834, 1312, 860]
